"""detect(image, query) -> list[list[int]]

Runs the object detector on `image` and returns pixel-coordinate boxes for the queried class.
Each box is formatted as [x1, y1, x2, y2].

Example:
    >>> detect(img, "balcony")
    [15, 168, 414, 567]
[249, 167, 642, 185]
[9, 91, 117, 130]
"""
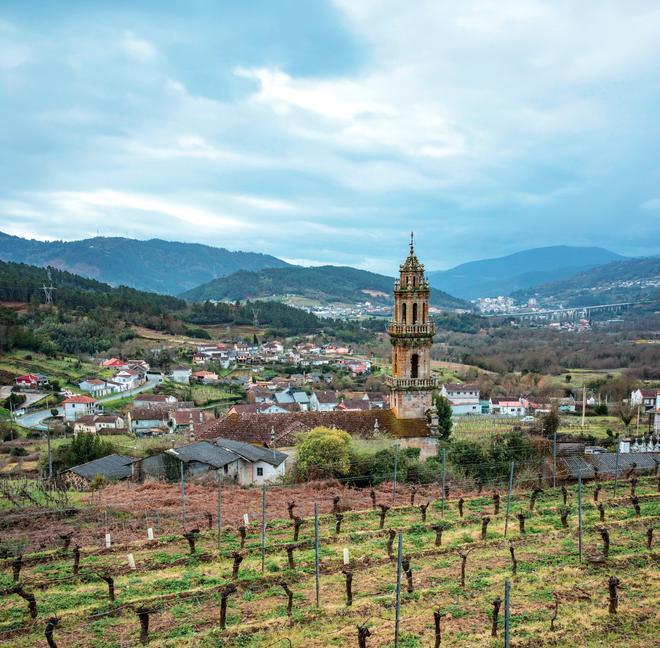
[387, 322, 435, 337]
[385, 375, 437, 390]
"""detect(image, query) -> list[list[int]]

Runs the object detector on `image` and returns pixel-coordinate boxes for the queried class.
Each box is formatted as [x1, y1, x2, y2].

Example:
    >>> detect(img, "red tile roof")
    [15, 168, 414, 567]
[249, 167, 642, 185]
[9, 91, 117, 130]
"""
[62, 395, 96, 405]
[198, 410, 430, 447]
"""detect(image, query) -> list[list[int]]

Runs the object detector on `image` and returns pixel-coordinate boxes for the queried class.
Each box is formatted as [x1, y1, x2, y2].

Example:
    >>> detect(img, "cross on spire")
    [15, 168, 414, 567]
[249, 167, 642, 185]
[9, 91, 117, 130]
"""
[410, 231, 414, 255]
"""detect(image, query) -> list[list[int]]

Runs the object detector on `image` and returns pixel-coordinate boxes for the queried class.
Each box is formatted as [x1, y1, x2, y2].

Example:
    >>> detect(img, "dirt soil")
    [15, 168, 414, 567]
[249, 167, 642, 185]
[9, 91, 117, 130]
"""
[1, 480, 440, 552]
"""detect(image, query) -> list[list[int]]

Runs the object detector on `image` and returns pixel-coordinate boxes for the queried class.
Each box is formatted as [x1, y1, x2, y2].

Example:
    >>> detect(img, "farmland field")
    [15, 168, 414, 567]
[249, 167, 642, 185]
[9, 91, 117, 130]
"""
[0, 475, 657, 647]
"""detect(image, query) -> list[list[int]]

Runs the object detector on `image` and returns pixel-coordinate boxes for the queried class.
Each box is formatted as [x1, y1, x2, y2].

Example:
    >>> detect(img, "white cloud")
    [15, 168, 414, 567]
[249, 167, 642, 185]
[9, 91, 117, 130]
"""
[121, 31, 157, 62]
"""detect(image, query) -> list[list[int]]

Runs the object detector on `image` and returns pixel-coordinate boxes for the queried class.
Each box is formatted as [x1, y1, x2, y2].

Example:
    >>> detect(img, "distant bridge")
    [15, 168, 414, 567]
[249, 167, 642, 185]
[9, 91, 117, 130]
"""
[487, 301, 650, 322]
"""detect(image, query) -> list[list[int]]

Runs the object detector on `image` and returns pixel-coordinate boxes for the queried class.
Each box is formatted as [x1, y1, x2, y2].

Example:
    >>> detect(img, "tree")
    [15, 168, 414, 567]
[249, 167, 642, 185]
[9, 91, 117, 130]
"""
[541, 410, 560, 439]
[565, 374, 572, 383]
[433, 394, 453, 440]
[296, 427, 352, 479]
[53, 433, 115, 471]
[616, 404, 635, 433]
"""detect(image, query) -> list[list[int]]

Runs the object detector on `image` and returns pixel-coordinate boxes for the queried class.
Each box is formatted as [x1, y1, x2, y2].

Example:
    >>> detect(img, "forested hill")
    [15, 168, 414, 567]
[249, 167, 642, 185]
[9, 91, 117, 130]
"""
[0, 260, 185, 314]
[0, 231, 289, 295]
[0, 260, 383, 355]
[512, 256, 660, 306]
[181, 265, 469, 309]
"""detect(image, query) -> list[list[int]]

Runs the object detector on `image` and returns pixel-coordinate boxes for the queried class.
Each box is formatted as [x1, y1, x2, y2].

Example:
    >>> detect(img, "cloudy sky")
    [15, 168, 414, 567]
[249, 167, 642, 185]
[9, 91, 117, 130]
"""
[1, 1, 659, 274]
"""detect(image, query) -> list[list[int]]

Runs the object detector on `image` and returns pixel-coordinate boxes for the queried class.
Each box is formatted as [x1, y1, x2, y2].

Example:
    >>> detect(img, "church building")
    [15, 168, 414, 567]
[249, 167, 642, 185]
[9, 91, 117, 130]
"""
[386, 234, 437, 419]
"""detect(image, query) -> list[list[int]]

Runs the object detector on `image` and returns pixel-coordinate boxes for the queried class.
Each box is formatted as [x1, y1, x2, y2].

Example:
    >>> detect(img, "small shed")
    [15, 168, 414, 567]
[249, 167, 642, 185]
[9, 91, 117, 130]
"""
[62, 454, 135, 489]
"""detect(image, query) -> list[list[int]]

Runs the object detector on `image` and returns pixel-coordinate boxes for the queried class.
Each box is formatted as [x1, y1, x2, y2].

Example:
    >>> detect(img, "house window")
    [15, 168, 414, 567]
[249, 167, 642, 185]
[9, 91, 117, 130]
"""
[224, 465, 229, 474]
[256, 467, 264, 476]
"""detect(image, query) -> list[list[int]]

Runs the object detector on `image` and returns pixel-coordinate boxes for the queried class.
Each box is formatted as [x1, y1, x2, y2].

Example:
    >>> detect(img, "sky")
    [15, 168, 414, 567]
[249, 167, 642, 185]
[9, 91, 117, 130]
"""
[1, 0, 659, 275]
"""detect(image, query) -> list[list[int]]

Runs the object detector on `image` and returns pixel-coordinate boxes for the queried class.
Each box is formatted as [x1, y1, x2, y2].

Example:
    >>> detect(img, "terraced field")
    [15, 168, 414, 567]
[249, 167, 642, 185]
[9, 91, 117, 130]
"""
[1, 477, 658, 647]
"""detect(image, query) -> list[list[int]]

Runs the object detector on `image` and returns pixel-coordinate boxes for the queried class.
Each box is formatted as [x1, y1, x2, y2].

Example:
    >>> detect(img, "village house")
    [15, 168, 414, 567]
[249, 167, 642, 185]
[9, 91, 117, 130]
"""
[134, 438, 287, 485]
[73, 414, 125, 435]
[191, 370, 219, 384]
[113, 369, 144, 391]
[557, 396, 577, 413]
[167, 408, 212, 434]
[338, 398, 371, 412]
[62, 395, 98, 421]
[440, 383, 481, 416]
[631, 388, 660, 413]
[15, 373, 49, 389]
[78, 377, 117, 398]
[171, 366, 192, 384]
[133, 393, 178, 408]
[489, 397, 525, 417]
[309, 390, 339, 412]
[128, 407, 170, 434]
[101, 358, 129, 370]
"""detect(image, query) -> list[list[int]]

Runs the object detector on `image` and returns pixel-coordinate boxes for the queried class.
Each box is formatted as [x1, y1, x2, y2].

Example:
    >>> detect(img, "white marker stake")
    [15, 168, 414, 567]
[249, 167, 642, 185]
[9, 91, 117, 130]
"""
[127, 553, 136, 570]
[147, 527, 154, 541]
[343, 548, 350, 565]
[243, 513, 250, 526]
[105, 533, 112, 548]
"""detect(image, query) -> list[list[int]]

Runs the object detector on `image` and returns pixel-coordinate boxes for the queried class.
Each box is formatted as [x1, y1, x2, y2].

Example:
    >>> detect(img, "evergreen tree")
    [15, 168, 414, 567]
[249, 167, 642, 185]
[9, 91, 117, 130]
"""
[433, 394, 453, 440]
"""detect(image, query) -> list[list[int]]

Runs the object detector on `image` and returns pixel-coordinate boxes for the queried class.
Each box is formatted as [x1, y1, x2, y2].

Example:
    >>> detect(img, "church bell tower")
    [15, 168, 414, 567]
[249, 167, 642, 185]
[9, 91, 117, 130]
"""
[386, 234, 436, 419]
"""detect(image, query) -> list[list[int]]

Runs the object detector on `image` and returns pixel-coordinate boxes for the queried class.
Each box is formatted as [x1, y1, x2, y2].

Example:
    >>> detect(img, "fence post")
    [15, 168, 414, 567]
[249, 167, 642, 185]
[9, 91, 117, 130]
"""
[577, 475, 583, 563]
[217, 472, 222, 551]
[394, 531, 403, 648]
[504, 578, 511, 648]
[314, 500, 320, 607]
[441, 448, 446, 518]
[504, 461, 515, 537]
[392, 443, 399, 504]
[261, 483, 267, 573]
[180, 459, 186, 530]
[613, 442, 620, 497]
[552, 426, 557, 489]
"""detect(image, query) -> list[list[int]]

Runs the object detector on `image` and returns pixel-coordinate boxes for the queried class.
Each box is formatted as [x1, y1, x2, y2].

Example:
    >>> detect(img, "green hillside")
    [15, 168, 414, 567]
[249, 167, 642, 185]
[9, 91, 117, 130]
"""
[181, 265, 468, 309]
[0, 260, 385, 355]
[512, 256, 660, 306]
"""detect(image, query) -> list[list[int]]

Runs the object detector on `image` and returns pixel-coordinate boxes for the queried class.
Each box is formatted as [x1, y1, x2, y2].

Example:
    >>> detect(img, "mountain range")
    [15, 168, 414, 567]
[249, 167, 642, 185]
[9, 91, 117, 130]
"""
[180, 265, 469, 310]
[427, 246, 626, 299]
[2, 231, 654, 310]
[0, 231, 288, 295]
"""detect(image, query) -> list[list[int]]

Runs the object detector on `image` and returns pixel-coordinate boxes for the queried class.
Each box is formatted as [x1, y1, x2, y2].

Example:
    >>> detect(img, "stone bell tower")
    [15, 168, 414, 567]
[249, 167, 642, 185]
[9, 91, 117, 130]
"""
[386, 233, 436, 419]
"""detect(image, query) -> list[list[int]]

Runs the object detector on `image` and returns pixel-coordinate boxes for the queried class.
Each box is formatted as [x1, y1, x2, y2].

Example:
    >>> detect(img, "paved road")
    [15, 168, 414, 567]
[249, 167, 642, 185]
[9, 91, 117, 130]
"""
[14, 376, 161, 431]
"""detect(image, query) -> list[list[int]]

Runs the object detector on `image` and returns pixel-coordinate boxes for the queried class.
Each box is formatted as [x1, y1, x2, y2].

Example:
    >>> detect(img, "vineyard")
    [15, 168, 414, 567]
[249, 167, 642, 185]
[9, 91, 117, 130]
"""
[0, 474, 658, 647]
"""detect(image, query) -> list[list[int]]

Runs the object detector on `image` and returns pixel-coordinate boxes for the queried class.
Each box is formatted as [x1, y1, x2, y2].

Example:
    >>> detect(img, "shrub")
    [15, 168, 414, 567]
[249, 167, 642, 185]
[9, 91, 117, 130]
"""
[295, 427, 352, 479]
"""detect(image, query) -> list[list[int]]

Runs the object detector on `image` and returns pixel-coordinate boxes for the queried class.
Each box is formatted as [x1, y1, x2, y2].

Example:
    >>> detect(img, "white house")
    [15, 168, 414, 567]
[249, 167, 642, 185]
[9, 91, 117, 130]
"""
[489, 398, 525, 417]
[171, 366, 192, 384]
[62, 395, 98, 422]
[113, 370, 143, 391]
[309, 390, 339, 412]
[631, 388, 660, 413]
[440, 383, 481, 416]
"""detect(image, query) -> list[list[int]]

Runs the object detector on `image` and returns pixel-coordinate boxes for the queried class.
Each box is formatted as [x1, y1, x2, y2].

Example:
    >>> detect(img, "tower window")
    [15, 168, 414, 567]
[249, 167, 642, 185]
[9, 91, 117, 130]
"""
[411, 353, 419, 379]
[412, 303, 418, 324]
[402, 303, 407, 324]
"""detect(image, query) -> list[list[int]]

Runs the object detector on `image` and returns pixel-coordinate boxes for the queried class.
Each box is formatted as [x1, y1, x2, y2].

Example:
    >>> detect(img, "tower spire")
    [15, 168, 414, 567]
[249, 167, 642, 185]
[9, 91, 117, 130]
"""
[410, 231, 414, 255]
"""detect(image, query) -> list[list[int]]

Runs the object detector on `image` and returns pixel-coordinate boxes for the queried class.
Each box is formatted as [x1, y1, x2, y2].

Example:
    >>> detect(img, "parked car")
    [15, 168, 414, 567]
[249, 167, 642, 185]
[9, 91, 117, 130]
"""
[521, 415, 535, 423]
